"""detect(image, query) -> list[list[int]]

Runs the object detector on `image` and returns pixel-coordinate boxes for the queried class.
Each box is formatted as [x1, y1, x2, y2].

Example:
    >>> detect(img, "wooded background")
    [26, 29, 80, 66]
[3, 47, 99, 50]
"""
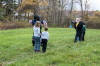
[0, 0, 100, 29]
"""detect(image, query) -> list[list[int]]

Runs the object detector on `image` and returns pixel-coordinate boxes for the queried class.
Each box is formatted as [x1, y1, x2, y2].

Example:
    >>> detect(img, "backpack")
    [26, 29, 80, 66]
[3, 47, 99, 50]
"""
[82, 25, 86, 31]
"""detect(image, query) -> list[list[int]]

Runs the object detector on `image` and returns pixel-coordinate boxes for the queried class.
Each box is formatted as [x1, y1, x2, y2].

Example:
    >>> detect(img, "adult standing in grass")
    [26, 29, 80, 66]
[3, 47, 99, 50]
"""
[29, 15, 43, 46]
[33, 15, 41, 46]
[74, 18, 84, 43]
[33, 21, 41, 52]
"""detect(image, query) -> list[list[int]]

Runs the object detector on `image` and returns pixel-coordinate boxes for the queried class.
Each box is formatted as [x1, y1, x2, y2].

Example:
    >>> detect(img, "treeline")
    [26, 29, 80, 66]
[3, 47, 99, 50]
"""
[0, 0, 100, 30]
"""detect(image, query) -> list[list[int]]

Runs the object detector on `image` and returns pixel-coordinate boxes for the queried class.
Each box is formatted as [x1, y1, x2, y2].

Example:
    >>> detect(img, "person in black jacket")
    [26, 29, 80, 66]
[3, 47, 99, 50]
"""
[31, 15, 43, 46]
[74, 18, 84, 43]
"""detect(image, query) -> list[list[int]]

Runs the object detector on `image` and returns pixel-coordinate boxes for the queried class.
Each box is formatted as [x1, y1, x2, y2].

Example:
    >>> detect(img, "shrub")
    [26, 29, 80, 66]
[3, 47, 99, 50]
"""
[0, 8, 4, 21]
[0, 21, 32, 30]
[86, 16, 100, 29]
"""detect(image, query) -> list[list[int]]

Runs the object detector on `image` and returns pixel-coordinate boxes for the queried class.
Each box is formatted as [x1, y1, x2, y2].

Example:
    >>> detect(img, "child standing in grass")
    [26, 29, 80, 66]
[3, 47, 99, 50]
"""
[33, 21, 41, 52]
[41, 27, 49, 53]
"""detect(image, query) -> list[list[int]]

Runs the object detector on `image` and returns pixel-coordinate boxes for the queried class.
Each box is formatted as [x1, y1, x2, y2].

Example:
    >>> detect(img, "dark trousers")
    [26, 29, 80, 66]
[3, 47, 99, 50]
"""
[82, 31, 85, 41]
[41, 39, 48, 52]
[32, 36, 35, 46]
[74, 31, 82, 43]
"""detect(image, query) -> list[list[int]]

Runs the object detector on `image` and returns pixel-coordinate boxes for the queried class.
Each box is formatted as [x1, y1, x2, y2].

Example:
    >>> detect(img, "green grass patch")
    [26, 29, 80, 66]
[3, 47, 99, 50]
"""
[0, 28, 100, 66]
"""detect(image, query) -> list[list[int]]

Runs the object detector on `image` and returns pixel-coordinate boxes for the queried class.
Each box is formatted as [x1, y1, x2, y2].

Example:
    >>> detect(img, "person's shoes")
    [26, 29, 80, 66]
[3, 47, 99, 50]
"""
[36, 50, 41, 52]
[34, 50, 36, 52]
[42, 51, 46, 53]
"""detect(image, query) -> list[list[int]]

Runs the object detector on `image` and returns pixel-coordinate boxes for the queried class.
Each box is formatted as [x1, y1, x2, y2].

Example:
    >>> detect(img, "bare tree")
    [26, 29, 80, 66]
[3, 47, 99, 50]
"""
[80, 0, 83, 17]
[84, 0, 90, 13]
[75, 0, 83, 18]
[70, 0, 73, 15]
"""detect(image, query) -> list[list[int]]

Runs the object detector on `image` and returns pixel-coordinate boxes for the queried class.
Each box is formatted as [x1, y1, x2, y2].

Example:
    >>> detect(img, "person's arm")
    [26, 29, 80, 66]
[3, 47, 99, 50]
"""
[29, 20, 32, 24]
[74, 22, 76, 29]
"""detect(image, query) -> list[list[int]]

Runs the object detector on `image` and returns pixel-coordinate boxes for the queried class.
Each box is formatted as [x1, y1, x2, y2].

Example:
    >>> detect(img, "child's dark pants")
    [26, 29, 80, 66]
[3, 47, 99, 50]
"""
[41, 39, 48, 52]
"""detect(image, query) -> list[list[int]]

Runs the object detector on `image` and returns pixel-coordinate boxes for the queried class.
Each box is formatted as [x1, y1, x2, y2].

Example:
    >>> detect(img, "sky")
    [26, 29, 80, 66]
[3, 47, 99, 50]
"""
[86, 0, 100, 11]
[75, 0, 100, 11]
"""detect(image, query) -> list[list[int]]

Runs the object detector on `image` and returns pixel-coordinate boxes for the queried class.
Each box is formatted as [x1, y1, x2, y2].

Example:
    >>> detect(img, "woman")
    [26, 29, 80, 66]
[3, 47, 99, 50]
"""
[33, 21, 41, 52]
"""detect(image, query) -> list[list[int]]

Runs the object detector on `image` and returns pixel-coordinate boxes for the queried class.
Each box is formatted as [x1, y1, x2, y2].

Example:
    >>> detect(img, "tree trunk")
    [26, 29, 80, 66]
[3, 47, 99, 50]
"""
[70, 0, 73, 15]
[80, 0, 84, 18]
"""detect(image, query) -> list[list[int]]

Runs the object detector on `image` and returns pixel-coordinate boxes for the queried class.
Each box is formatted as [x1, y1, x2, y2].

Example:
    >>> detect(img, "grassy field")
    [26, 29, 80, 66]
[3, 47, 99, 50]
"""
[0, 28, 100, 66]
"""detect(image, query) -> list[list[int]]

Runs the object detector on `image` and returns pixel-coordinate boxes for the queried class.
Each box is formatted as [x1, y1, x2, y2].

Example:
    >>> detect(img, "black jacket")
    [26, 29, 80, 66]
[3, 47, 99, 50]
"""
[74, 21, 84, 31]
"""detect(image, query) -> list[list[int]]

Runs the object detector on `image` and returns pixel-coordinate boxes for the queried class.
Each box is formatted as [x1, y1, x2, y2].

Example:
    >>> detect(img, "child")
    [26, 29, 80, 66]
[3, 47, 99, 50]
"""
[41, 27, 49, 53]
[33, 21, 41, 52]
